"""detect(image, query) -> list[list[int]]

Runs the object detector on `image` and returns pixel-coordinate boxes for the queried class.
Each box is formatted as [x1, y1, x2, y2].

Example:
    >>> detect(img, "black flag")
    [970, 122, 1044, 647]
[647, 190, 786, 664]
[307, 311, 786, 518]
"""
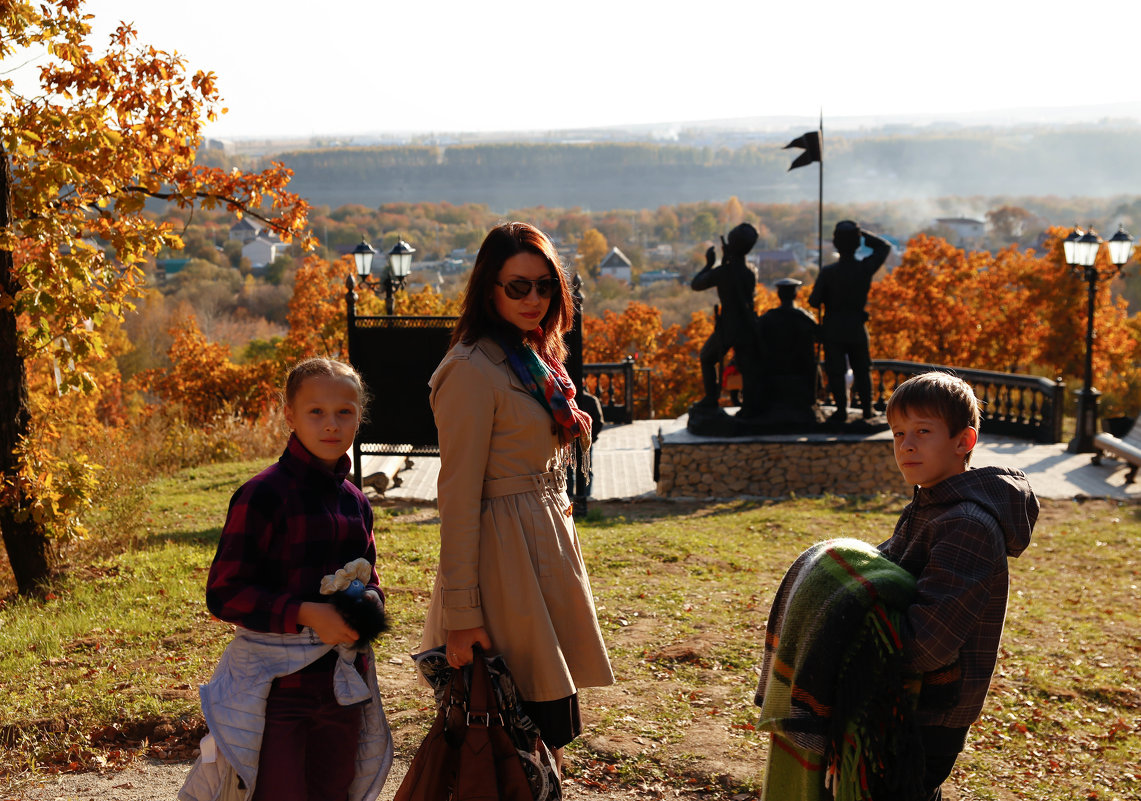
[784, 131, 821, 171]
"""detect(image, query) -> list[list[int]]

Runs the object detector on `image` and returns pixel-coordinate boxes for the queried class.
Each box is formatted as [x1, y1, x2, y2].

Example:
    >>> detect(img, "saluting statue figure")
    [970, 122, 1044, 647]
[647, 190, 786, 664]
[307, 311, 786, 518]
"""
[690, 223, 761, 415]
[808, 221, 890, 421]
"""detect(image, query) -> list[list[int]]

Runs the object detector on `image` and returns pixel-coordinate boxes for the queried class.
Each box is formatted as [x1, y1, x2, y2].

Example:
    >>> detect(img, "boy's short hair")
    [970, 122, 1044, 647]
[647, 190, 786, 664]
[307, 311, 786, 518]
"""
[886, 372, 981, 463]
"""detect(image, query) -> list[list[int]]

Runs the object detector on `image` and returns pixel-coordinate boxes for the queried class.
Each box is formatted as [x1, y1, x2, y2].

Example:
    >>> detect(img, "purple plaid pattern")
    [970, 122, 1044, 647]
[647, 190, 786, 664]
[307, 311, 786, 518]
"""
[206, 434, 380, 634]
[880, 466, 1038, 728]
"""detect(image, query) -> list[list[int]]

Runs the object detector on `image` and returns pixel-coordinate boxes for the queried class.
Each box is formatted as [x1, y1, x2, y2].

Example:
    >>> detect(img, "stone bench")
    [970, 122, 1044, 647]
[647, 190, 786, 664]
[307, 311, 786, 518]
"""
[1092, 417, 1141, 484]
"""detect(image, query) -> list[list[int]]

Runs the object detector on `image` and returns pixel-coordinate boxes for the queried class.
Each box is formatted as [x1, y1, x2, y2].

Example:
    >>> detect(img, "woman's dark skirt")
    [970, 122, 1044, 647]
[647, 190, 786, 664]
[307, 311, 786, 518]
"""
[521, 693, 581, 750]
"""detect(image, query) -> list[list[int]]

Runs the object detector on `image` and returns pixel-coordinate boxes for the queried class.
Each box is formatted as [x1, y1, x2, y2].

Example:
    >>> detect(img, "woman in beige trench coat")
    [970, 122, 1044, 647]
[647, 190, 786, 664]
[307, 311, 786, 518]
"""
[420, 222, 614, 772]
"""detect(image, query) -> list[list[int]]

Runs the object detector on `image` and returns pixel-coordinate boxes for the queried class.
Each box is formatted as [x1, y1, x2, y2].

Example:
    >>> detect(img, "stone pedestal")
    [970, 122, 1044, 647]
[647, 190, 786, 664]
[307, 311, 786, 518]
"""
[654, 427, 910, 498]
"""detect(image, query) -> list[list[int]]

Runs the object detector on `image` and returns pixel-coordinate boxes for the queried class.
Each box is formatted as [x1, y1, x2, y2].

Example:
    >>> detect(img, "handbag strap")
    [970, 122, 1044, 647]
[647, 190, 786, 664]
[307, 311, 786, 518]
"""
[466, 645, 504, 728]
[443, 665, 468, 743]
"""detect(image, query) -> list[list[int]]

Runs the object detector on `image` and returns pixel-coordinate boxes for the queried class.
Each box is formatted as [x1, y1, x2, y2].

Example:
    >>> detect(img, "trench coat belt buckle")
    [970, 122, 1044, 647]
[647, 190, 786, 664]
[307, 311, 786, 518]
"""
[481, 469, 566, 499]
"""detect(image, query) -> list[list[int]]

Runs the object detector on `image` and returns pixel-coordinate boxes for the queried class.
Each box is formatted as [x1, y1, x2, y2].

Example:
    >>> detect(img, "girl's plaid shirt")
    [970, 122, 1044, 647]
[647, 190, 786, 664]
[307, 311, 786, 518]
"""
[206, 434, 381, 634]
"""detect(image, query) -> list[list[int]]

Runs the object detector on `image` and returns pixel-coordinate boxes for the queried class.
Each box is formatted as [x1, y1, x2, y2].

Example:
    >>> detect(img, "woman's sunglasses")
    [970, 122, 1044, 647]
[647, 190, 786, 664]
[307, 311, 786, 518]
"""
[496, 278, 558, 300]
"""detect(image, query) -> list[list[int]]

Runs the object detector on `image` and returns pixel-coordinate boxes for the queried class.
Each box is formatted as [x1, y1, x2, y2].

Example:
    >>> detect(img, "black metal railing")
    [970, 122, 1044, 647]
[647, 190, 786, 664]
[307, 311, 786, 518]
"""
[582, 357, 656, 424]
[868, 360, 1064, 443]
[584, 357, 633, 424]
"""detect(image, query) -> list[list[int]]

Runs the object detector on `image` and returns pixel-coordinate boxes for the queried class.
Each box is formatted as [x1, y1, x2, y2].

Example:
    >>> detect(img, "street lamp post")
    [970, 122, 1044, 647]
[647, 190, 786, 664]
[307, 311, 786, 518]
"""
[1064, 224, 1135, 453]
[351, 235, 416, 314]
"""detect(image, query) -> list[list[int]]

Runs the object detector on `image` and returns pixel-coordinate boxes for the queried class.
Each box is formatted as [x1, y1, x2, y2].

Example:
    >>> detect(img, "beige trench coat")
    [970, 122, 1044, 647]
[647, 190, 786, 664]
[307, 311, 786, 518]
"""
[420, 337, 614, 702]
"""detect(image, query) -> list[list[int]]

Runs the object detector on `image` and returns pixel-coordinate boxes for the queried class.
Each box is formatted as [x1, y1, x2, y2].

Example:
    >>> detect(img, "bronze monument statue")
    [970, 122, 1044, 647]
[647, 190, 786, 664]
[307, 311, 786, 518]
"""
[808, 221, 890, 422]
[689, 223, 763, 418]
[756, 277, 819, 423]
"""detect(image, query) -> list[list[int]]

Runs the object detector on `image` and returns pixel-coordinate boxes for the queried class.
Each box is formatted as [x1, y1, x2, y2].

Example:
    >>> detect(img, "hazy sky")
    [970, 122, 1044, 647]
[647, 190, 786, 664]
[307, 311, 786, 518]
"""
[52, 0, 1141, 138]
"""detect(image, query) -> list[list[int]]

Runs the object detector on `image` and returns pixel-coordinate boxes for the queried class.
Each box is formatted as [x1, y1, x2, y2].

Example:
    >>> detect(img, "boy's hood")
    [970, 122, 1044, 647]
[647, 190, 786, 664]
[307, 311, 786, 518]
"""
[916, 466, 1039, 557]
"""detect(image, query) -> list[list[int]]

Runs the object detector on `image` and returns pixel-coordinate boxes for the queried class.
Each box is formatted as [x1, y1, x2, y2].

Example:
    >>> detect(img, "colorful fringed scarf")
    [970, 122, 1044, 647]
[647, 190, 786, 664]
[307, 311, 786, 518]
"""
[496, 334, 592, 473]
[754, 538, 927, 801]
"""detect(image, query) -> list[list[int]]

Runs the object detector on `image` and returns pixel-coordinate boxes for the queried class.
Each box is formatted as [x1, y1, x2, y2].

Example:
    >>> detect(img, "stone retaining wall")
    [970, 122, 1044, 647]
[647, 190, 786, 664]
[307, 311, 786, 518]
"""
[655, 432, 911, 498]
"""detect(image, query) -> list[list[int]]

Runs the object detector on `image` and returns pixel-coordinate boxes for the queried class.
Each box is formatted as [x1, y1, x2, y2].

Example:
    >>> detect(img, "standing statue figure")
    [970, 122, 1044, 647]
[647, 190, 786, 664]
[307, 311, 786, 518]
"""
[756, 277, 819, 421]
[690, 223, 761, 415]
[808, 221, 890, 422]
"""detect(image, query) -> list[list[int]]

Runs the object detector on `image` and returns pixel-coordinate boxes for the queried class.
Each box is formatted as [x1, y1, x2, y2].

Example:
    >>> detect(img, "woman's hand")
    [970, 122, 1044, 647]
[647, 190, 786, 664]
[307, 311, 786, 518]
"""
[298, 601, 360, 645]
[445, 626, 491, 668]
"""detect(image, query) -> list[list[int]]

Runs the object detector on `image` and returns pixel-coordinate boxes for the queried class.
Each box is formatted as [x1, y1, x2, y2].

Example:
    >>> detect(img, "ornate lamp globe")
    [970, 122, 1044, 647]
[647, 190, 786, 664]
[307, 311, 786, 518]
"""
[351, 238, 377, 280]
[387, 238, 415, 279]
[1106, 225, 1135, 268]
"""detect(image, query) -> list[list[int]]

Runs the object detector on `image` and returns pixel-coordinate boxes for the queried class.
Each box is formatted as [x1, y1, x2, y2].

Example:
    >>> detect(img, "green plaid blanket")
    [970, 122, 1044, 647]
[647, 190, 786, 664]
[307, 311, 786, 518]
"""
[755, 538, 923, 801]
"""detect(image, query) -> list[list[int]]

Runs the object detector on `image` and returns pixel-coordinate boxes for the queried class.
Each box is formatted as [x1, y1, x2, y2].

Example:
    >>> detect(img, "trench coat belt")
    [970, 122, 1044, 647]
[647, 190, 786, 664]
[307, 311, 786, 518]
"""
[482, 469, 566, 499]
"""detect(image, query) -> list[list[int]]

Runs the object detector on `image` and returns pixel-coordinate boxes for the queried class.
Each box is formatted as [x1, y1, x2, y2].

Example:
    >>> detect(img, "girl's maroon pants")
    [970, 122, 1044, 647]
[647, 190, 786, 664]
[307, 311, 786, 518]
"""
[250, 670, 362, 801]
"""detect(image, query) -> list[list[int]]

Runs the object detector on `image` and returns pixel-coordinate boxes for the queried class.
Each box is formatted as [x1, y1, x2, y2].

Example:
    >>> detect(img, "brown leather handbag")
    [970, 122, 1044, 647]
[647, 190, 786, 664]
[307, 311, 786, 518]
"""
[395, 647, 532, 801]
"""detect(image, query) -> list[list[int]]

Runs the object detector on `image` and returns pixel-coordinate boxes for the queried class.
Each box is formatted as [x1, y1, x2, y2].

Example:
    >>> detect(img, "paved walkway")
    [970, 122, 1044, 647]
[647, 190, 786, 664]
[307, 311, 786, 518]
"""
[371, 417, 1141, 503]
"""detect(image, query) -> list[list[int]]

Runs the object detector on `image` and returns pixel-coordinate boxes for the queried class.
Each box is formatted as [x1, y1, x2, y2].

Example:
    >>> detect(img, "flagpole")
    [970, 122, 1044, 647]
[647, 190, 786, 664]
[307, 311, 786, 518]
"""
[782, 123, 823, 269]
[818, 109, 823, 275]
[815, 111, 825, 407]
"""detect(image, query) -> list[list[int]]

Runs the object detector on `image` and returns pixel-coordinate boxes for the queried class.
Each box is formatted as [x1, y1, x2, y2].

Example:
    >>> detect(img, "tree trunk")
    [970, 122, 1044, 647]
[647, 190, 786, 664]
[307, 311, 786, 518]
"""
[0, 143, 53, 594]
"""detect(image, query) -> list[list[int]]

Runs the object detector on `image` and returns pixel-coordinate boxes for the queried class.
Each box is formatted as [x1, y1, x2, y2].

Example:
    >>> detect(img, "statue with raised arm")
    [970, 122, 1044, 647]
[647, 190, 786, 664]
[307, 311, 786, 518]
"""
[690, 222, 761, 417]
[808, 221, 890, 422]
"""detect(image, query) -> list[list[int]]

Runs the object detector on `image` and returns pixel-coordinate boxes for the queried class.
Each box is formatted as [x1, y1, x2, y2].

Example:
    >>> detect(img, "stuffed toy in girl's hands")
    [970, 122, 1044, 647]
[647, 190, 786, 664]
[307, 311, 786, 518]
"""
[320, 558, 388, 650]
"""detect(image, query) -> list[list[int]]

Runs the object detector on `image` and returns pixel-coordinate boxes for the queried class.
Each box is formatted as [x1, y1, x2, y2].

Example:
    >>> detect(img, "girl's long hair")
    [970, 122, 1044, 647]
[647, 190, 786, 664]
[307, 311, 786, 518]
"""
[451, 222, 574, 363]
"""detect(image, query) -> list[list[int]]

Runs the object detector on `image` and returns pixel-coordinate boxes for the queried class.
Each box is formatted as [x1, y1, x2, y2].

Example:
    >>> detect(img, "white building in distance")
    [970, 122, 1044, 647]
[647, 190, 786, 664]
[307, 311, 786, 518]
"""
[598, 247, 633, 284]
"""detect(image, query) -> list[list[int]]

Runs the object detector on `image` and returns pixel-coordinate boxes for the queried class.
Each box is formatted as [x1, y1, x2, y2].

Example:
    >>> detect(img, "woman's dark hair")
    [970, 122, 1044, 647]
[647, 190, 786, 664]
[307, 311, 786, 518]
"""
[451, 222, 574, 363]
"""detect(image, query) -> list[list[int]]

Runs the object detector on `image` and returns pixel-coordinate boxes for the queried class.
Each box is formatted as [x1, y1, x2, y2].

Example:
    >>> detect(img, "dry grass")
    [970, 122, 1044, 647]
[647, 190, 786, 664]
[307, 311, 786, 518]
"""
[0, 410, 286, 598]
[1, 466, 1139, 800]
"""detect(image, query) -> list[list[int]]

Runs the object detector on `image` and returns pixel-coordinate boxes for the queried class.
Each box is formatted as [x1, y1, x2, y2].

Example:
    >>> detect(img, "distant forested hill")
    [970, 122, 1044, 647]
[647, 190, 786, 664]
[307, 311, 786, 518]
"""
[261, 127, 1141, 210]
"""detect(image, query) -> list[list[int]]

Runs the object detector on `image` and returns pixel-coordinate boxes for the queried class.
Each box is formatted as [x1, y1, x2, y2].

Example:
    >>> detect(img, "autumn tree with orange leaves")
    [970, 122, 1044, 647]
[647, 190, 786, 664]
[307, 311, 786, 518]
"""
[393, 284, 464, 317]
[583, 302, 706, 417]
[867, 230, 1141, 414]
[278, 256, 354, 362]
[273, 255, 465, 366]
[142, 314, 280, 425]
[0, 1, 311, 593]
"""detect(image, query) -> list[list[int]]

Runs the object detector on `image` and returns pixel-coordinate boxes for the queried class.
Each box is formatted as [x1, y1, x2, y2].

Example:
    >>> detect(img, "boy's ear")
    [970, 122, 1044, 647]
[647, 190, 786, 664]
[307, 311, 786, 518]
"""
[283, 404, 295, 430]
[957, 426, 978, 455]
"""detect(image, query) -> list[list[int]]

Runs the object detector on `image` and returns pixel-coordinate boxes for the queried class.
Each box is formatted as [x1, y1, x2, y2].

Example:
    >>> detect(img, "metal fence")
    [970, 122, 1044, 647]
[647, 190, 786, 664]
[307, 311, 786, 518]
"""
[868, 360, 1065, 443]
[582, 358, 657, 424]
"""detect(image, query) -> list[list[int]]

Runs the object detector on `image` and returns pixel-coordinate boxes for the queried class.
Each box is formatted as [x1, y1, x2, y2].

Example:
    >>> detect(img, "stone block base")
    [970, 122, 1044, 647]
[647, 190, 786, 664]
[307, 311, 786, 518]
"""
[654, 428, 910, 498]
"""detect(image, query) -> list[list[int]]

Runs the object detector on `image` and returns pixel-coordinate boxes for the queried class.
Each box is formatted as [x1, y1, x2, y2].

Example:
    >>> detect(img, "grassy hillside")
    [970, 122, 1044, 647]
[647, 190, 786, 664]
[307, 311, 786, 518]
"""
[2, 460, 1139, 799]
